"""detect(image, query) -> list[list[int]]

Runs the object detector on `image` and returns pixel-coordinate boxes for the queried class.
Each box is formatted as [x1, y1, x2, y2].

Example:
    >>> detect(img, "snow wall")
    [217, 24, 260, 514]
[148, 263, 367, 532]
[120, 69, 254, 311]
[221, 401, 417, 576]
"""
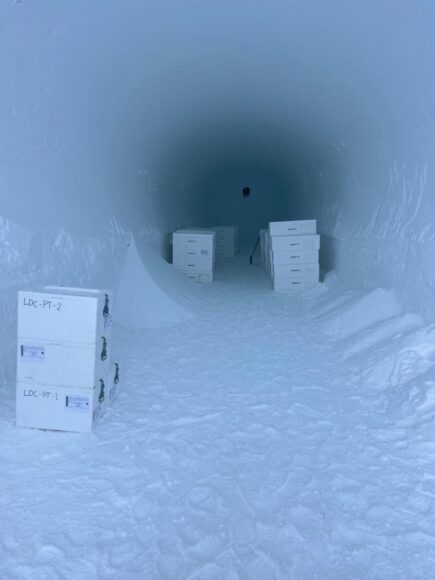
[1, 0, 435, 342]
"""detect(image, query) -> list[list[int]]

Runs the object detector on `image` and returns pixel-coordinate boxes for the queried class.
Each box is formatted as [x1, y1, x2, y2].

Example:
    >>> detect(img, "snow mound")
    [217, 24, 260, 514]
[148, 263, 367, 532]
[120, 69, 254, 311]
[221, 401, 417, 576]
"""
[343, 313, 423, 358]
[114, 236, 200, 328]
[311, 290, 362, 318]
[318, 288, 403, 339]
[364, 324, 435, 388]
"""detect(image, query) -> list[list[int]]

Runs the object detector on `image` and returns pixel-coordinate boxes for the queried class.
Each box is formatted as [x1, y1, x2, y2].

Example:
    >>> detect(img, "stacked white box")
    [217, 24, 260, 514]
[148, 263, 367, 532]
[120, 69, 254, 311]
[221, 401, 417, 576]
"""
[182, 271, 214, 284]
[272, 249, 319, 265]
[265, 230, 272, 276]
[16, 286, 117, 432]
[259, 229, 268, 270]
[268, 220, 320, 290]
[259, 229, 272, 274]
[211, 226, 238, 257]
[173, 229, 216, 282]
[269, 219, 317, 237]
[270, 234, 320, 253]
[271, 263, 319, 278]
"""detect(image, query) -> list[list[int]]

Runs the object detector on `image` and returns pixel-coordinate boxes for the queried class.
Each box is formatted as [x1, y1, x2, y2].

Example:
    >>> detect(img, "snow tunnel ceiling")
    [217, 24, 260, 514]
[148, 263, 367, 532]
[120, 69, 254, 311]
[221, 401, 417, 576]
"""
[112, 0, 432, 232]
[1, 0, 433, 238]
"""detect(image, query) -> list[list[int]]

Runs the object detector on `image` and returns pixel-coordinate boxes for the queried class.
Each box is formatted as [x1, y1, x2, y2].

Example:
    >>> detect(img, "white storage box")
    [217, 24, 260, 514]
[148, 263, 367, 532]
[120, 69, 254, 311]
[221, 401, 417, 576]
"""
[173, 254, 214, 270]
[260, 229, 268, 266]
[269, 219, 316, 237]
[173, 230, 215, 251]
[272, 263, 320, 278]
[173, 246, 213, 259]
[18, 288, 113, 344]
[212, 226, 238, 242]
[16, 337, 112, 388]
[44, 286, 113, 330]
[183, 271, 214, 283]
[261, 230, 271, 273]
[16, 375, 110, 432]
[216, 242, 236, 257]
[273, 276, 319, 291]
[271, 249, 319, 265]
[266, 247, 272, 276]
[271, 234, 320, 252]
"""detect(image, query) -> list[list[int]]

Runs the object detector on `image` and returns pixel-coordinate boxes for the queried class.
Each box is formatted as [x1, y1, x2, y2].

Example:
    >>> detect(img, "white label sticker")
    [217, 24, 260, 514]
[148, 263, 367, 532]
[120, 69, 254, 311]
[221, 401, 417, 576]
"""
[65, 395, 90, 411]
[20, 345, 45, 362]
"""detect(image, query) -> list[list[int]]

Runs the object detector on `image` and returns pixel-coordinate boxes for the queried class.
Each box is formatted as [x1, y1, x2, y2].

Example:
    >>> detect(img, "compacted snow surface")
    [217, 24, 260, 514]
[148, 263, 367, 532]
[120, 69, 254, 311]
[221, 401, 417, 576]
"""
[2, 258, 435, 579]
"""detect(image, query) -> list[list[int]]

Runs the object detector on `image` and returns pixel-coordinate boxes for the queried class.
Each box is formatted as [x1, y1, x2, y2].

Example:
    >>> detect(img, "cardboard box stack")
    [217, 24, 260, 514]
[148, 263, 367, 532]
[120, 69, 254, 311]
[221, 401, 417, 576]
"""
[16, 286, 121, 432]
[212, 226, 238, 257]
[268, 220, 320, 291]
[172, 229, 216, 283]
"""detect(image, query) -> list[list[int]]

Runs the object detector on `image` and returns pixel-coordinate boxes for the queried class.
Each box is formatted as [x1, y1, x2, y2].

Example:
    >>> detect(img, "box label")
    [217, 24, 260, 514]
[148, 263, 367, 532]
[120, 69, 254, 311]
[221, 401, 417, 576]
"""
[22, 297, 62, 311]
[20, 345, 45, 362]
[65, 395, 90, 411]
[23, 388, 58, 400]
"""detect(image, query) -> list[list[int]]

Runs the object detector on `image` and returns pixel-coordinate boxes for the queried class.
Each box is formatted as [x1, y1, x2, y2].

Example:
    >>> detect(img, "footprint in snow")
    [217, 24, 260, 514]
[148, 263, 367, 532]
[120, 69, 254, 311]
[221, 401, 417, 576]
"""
[228, 515, 257, 547]
[108, 539, 141, 567]
[240, 470, 312, 514]
[243, 554, 278, 580]
[62, 558, 99, 580]
[187, 562, 240, 580]
[186, 485, 227, 517]
[287, 504, 327, 540]
[187, 485, 215, 506]
[214, 438, 235, 455]
[157, 539, 186, 580]
[35, 544, 64, 563]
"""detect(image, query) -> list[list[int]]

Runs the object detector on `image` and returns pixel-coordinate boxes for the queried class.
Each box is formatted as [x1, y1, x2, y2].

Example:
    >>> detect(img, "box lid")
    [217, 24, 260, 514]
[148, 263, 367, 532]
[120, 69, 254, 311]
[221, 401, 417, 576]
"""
[174, 229, 216, 237]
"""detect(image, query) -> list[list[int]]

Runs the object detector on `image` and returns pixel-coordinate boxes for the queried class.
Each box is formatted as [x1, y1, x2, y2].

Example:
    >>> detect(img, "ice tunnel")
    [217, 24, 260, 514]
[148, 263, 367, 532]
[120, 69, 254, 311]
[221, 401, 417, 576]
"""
[2, 0, 434, 327]
[3, 2, 435, 577]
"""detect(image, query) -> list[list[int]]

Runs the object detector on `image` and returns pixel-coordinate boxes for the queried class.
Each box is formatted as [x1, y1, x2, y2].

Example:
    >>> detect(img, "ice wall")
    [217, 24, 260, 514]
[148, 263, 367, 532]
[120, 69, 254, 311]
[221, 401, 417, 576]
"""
[0, 1, 197, 386]
[311, 3, 435, 318]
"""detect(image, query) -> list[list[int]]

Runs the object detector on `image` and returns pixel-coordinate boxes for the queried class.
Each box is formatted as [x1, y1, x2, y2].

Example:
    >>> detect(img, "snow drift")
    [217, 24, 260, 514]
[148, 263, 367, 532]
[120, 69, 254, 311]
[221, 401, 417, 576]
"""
[115, 236, 199, 329]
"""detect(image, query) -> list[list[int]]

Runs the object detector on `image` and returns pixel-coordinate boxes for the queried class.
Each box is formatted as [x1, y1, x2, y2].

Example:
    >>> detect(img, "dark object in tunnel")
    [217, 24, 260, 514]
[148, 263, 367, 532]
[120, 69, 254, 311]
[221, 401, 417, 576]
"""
[243, 186, 250, 197]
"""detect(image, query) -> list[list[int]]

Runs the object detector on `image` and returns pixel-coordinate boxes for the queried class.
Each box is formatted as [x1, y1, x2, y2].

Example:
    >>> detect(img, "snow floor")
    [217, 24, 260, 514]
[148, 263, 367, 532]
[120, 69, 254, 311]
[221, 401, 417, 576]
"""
[2, 257, 435, 579]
